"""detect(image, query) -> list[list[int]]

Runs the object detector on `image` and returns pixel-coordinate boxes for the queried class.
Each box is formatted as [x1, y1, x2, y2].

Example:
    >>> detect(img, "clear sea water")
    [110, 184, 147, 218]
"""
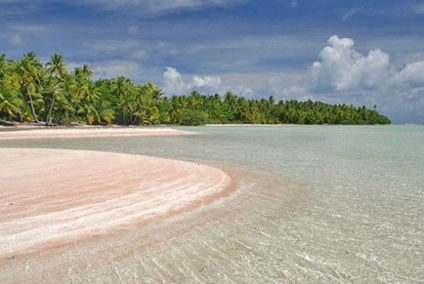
[1, 125, 423, 283]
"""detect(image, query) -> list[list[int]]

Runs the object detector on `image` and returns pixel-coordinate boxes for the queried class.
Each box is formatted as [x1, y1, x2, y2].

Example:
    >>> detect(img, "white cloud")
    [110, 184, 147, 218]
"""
[163, 67, 186, 95]
[188, 75, 222, 89]
[394, 61, 424, 86]
[267, 35, 424, 122]
[162, 66, 253, 97]
[163, 66, 223, 95]
[309, 35, 393, 92]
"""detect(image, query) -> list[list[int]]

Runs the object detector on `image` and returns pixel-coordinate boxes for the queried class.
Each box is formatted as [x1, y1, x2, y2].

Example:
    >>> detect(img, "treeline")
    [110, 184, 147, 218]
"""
[0, 53, 391, 126]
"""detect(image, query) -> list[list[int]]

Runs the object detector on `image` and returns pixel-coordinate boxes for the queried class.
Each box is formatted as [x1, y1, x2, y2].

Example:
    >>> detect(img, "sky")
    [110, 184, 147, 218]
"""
[1, 0, 424, 123]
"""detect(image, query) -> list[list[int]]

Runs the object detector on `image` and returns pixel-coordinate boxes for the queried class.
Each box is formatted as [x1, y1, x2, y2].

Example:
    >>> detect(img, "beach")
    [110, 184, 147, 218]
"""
[0, 127, 196, 140]
[0, 128, 236, 282]
[0, 125, 422, 283]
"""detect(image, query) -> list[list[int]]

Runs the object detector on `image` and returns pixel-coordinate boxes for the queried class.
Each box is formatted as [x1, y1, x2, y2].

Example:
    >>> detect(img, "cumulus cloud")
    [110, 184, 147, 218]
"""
[307, 35, 424, 96]
[268, 35, 424, 122]
[308, 35, 393, 93]
[163, 67, 186, 95]
[394, 61, 424, 86]
[163, 66, 223, 95]
[162, 66, 253, 97]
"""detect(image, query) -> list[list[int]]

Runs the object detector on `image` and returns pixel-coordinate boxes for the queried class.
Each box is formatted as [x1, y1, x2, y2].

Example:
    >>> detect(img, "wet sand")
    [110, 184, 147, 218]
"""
[0, 128, 235, 282]
[0, 155, 302, 283]
[0, 146, 236, 281]
[0, 128, 307, 283]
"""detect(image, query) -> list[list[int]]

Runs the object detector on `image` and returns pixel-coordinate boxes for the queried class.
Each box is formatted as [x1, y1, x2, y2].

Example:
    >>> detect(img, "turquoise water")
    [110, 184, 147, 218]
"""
[1, 125, 423, 282]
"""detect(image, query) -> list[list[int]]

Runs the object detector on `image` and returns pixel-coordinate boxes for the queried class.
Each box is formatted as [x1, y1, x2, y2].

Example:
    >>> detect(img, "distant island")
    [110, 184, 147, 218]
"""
[0, 53, 391, 126]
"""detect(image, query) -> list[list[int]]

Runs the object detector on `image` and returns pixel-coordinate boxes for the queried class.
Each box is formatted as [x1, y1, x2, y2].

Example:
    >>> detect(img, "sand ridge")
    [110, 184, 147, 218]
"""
[0, 148, 232, 259]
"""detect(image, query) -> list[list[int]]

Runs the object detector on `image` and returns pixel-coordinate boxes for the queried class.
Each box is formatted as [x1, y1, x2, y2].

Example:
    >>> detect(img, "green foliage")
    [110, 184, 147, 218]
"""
[0, 52, 391, 126]
[177, 109, 207, 126]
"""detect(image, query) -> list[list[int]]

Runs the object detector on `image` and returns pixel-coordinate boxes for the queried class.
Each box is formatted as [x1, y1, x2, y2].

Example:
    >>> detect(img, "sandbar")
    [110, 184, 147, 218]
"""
[0, 148, 231, 260]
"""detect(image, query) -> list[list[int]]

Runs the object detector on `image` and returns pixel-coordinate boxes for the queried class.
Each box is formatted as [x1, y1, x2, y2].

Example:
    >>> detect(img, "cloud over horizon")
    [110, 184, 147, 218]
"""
[268, 35, 424, 122]
[162, 67, 253, 97]
[162, 66, 226, 95]
[309, 35, 393, 93]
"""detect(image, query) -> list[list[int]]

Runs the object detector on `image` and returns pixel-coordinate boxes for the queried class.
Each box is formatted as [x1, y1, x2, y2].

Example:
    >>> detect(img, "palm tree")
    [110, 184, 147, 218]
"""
[135, 83, 162, 125]
[1, 58, 25, 121]
[16, 52, 43, 121]
[42, 75, 63, 124]
[68, 65, 95, 122]
[112, 76, 135, 124]
[0, 89, 21, 120]
[46, 54, 66, 79]
[85, 99, 114, 125]
[44, 54, 67, 124]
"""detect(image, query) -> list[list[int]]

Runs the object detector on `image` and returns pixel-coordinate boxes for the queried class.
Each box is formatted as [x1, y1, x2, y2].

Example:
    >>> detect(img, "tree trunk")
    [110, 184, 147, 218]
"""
[26, 87, 38, 122]
[46, 95, 55, 125]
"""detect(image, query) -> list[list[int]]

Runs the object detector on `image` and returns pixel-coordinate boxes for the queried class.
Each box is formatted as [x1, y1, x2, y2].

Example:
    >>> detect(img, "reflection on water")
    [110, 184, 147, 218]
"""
[1, 125, 423, 282]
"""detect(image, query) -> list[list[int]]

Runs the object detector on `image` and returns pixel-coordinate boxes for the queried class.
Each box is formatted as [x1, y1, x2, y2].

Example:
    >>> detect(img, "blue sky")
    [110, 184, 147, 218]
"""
[1, 0, 424, 123]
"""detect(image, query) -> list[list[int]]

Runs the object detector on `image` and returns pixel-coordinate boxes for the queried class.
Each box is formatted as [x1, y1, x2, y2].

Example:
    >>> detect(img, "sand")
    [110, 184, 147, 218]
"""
[0, 127, 196, 140]
[0, 146, 231, 261]
[0, 129, 308, 283]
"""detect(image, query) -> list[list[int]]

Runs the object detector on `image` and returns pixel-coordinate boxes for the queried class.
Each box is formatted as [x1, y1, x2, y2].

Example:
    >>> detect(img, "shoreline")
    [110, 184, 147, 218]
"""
[0, 126, 311, 283]
[0, 127, 196, 140]
[0, 148, 232, 260]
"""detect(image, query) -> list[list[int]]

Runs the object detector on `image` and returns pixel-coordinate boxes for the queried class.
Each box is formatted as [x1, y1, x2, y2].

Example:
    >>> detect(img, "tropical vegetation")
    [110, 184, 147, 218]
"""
[0, 53, 391, 126]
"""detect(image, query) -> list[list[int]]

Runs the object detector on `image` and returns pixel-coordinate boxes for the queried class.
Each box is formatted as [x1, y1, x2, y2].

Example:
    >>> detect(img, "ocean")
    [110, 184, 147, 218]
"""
[1, 125, 423, 282]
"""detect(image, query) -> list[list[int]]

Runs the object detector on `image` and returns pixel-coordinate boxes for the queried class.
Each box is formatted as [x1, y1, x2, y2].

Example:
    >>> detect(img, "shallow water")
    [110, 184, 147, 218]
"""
[1, 125, 423, 283]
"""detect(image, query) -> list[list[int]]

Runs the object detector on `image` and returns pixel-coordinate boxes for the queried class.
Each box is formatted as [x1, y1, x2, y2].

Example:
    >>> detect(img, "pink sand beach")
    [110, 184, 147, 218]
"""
[0, 129, 235, 282]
